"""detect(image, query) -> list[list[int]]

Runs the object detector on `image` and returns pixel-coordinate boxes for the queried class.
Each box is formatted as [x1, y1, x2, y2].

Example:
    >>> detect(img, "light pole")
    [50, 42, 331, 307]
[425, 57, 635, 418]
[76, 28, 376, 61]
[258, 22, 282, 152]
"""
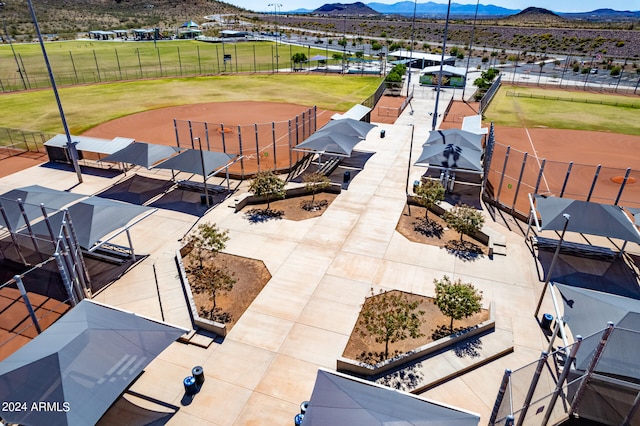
[26, 0, 82, 183]
[0, 2, 27, 90]
[268, 3, 282, 72]
[431, 0, 452, 130]
[406, 0, 417, 97]
[461, 0, 479, 101]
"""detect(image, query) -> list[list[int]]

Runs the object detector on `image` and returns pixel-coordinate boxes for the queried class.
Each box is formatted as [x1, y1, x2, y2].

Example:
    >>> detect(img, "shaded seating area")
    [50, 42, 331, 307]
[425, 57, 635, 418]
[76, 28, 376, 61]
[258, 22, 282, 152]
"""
[0, 300, 185, 426]
[44, 134, 134, 166]
[301, 369, 479, 425]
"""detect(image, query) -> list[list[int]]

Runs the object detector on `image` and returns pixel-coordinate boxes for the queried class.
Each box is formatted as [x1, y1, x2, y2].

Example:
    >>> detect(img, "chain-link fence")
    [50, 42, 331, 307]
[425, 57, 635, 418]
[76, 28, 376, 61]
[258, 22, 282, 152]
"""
[0, 128, 50, 160]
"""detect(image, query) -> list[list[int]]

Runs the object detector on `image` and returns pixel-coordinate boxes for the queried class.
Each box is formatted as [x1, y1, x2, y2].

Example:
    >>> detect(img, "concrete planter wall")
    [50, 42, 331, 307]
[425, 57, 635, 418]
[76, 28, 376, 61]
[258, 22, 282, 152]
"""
[175, 249, 227, 337]
[337, 302, 495, 378]
[234, 183, 342, 213]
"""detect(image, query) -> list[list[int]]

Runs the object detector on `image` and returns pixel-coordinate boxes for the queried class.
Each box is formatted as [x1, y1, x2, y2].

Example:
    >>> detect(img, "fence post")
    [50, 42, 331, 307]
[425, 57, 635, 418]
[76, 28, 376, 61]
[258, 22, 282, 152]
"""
[254, 123, 260, 172]
[204, 122, 210, 150]
[221, 123, 226, 153]
[541, 336, 582, 426]
[115, 49, 122, 80]
[157, 48, 162, 77]
[272, 122, 277, 170]
[93, 49, 101, 82]
[533, 159, 546, 195]
[615, 168, 632, 205]
[516, 352, 549, 426]
[586, 164, 601, 202]
[173, 119, 180, 148]
[197, 45, 202, 74]
[177, 46, 182, 76]
[288, 119, 293, 168]
[238, 125, 244, 179]
[489, 369, 511, 425]
[495, 146, 510, 205]
[559, 161, 573, 198]
[188, 120, 195, 149]
[511, 152, 528, 214]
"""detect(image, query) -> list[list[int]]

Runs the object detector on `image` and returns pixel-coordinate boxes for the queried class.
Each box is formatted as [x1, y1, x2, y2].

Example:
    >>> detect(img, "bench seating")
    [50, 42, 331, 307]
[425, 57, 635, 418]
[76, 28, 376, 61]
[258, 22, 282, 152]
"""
[177, 180, 227, 193]
[531, 235, 617, 260]
[318, 157, 341, 176]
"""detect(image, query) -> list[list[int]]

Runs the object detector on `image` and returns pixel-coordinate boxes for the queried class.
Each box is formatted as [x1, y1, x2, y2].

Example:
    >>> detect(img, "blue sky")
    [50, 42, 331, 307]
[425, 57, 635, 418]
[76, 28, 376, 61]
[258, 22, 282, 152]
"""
[226, 1, 640, 14]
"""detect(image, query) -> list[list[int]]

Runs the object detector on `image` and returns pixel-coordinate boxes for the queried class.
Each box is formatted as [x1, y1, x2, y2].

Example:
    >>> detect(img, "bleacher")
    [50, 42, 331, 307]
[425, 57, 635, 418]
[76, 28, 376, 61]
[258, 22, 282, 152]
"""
[318, 157, 341, 176]
[531, 235, 617, 261]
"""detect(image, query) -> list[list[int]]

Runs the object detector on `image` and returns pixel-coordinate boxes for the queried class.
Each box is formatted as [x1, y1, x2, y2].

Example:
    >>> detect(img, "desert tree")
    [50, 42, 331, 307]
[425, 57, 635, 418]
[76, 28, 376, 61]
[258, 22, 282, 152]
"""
[291, 52, 307, 65]
[302, 171, 331, 208]
[434, 275, 483, 333]
[357, 289, 425, 359]
[185, 222, 229, 270]
[444, 204, 485, 242]
[194, 264, 236, 312]
[414, 179, 445, 220]
[248, 170, 286, 210]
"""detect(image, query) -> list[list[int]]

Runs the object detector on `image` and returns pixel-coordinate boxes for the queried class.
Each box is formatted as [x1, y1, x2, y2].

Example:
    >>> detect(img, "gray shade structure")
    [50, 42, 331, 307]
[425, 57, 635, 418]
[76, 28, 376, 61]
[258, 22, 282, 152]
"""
[303, 369, 480, 426]
[99, 142, 182, 169]
[319, 118, 376, 139]
[629, 207, 640, 226]
[28, 196, 155, 250]
[533, 195, 640, 244]
[0, 299, 186, 426]
[293, 131, 363, 157]
[0, 185, 86, 231]
[153, 149, 235, 176]
[555, 283, 640, 380]
[424, 129, 483, 151]
[415, 143, 483, 172]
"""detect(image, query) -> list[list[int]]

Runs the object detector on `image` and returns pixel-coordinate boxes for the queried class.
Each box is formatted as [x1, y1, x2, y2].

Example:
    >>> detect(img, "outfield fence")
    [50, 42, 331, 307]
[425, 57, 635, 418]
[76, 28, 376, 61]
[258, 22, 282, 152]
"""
[0, 41, 380, 92]
[483, 126, 640, 219]
[173, 106, 317, 179]
[0, 128, 50, 160]
[505, 91, 640, 108]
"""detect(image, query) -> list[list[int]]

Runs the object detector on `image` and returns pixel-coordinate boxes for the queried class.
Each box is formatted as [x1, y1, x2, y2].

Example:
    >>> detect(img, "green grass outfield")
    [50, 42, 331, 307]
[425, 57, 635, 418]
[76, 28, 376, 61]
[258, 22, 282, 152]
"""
[0, 40, 360, 90]
[0, 74, 382, 135]
[485, 86, 640, 136]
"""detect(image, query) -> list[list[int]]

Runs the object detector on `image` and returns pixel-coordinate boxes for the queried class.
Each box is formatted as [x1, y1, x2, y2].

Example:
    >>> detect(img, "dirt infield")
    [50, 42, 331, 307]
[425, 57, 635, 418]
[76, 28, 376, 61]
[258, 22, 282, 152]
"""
[372, 95, 407, 124]
[489, 126, 640, 212]
[0, 151, 48, 178]
[82, 101, 336, 176]
[440, 101, 480, 130]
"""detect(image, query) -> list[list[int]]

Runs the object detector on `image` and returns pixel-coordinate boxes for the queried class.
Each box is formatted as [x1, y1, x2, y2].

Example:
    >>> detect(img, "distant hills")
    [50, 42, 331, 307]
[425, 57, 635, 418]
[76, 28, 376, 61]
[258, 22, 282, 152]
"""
[286, 2, 640, 19]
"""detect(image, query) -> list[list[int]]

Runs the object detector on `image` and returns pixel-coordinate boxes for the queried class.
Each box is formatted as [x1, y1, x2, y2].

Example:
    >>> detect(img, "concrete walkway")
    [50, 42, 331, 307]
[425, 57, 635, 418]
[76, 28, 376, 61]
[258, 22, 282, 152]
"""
[0, 74, 555, 425]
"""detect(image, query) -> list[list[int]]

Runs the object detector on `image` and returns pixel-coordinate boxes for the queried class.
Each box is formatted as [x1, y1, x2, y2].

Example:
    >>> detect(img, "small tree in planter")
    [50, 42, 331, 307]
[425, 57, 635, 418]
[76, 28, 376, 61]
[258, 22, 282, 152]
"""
[185, 222, 229, 270]
[248, 170, 286, 210]
[357, 289, 425, 360]
[414, 179, 445, 220]
[434, 275, 483, 333]
[302, 171, 331, 211]
[444, 204, 485, 242]
[193, 264, 236, 322]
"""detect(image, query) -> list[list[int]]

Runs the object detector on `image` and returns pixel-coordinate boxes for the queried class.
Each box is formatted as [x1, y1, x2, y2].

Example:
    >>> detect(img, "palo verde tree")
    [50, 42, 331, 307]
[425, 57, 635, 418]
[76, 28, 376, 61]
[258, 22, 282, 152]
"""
[302, 171, 331, 208]
[444, 204, 485, 242]
[185, 222, 229, 270]
[357, 289, 425, 360]
[414, 179, 445, 220]
[434, 275, 483, 333]
[248, 170, 286, 210]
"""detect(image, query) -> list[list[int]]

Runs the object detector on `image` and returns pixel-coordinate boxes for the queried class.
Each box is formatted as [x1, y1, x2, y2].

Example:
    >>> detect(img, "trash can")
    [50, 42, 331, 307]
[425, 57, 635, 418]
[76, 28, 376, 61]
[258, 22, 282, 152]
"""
[183, 376, 198, 396]
[343, 171, 351, 183]
[294, 413, 305, 426]
[541, 313, 554, 331]
[300, 401, 309, 414]
[192, 366, 205, 387]
[380, 129, 386, 138]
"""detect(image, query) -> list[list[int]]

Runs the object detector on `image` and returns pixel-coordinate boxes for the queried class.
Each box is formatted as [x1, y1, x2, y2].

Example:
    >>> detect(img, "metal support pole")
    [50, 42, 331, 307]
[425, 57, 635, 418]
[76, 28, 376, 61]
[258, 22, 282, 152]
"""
[61, 220, 89, 296]
[614, 168, 631, 205]
[542, 337, 583, 425]
[405, 124, 415, 216]
[546, 320, 561, 354]
[288, 119, 293, 168]
[26, 0, 82, 184]
[254, 123, 260, 172]
[40, 203, 58, 250]
[462, 0, 480, 101]
[516, 351, 549, 426]
[569, 322, 616, 416]
[238, 125, 244, 179]
[125, 229, 136, 261]
[432, 0, 453, 130]
[533, 159, 546, 195]
[621, 390, 640, 426]
[0, 3, 27, 90]
[14, 275, 41, 334]
[54, 252, 77, 306]
[272, 122, 277, 170]
[535, 214, 570, 317]
[221, 123, 226, 152]
[559, 162, 573, 198]
[204, 122, 210, 150]
[511, 152, 528, 213]
[64, 211, 91, 293]
[174, 118, 180, 148]
[0, 205, 28, 264]
[489, 369, 512, 425]
[586, 164, 601, 202]
[196, 138, 209, 207]
[17, 199, 43, 260]
[495, 146, 510, 204]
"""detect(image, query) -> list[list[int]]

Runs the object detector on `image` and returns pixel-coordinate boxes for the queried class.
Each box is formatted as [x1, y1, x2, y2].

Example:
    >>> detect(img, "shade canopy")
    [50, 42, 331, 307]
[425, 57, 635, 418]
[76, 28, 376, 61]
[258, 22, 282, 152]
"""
[153, 149, 235, 176]
[100, 142, 181, 169]
[555, 283, 640, 380]
[44, 134, 134, 156]
[0, 300, 185, 426]
[629, 207, 640, 226]
[181, 20, 198, 27]
[310, 54, 327, 61]
[293, 130, 363, 157]
[424, 129, 483, 152]
[533, 195, 640, 244]
[320, 118, 376, 139]
[28, 196, 155, 249]
[303, 370, 480, 426]
[0, 185, 86, 231]
[415, 143, 483, 172]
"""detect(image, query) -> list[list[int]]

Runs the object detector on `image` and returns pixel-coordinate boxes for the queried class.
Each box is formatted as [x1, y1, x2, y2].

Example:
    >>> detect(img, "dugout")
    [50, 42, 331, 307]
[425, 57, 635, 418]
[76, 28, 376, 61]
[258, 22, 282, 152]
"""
[44, 134, 134, 165]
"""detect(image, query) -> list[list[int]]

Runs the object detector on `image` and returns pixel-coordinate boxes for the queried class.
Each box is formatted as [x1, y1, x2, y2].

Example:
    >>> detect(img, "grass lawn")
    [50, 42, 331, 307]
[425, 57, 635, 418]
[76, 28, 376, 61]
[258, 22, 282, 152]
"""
[0, 74, 382, 135]
[485, 86, 640, 136]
